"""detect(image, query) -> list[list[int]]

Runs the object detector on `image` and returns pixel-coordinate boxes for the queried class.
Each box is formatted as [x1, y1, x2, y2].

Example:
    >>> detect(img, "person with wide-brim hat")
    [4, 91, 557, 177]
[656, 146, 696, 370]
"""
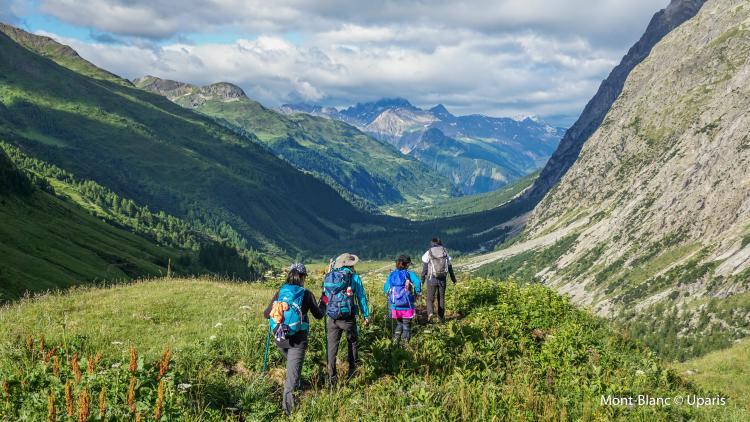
[321, 253, 370, 386]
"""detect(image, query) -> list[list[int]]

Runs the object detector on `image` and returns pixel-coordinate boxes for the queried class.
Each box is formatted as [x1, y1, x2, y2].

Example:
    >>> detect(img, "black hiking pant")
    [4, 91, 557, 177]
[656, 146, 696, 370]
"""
[326, 317, 358, 384]
[275, 337, 307, 415]
[426, 279, 446, 320]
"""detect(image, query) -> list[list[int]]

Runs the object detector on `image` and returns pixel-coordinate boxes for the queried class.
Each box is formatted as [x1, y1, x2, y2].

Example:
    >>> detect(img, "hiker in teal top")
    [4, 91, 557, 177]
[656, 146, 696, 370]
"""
[321, 253, 370, 385]
[384, 255, 422, 344]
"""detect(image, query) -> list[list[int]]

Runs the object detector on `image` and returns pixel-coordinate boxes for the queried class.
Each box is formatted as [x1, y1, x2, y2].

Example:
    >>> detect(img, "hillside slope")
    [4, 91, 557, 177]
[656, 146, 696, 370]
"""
[0, 276, 742, 420]
[511, 0, 750, 359]
[0, 26, 378, 256]
[0, 148, 181, 301]
[133, 76, 455, 207]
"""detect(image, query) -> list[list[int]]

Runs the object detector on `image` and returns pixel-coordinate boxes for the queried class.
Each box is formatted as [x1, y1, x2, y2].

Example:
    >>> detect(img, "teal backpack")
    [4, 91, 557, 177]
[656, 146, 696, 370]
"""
[270, 284, 308, 341]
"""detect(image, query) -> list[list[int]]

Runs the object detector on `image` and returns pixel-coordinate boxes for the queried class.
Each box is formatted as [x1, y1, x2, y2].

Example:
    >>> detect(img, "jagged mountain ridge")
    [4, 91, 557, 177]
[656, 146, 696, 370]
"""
[282, 98, 564, 194]
[521, 0, 708, 204]
[134, 77, 456, 207]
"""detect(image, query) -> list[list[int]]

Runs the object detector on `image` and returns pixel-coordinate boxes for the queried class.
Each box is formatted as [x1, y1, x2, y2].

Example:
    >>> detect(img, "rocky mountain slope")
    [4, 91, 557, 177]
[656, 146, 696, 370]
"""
[282, 99, 563, 194]
[521, 0, 707, 204]
[135, 76, 455, 207]
[516, 0, 748, 359]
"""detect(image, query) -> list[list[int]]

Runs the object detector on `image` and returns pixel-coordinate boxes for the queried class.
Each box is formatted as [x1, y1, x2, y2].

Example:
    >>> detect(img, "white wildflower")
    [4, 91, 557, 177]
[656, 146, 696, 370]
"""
[178, 383, 192, 391]
[209, 335, 217, 341]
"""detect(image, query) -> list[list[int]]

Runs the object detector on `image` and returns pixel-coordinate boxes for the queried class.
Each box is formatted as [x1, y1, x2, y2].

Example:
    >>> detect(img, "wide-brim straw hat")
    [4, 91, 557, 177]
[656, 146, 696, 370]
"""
[334, 253, 359, 268]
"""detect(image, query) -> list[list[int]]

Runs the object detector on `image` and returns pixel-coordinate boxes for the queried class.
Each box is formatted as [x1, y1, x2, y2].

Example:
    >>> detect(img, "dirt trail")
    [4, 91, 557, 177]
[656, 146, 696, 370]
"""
[457, 218, 588, 271]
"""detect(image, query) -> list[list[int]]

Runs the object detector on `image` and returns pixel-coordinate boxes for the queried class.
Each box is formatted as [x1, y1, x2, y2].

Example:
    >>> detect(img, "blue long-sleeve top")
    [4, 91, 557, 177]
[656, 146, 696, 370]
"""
[383, 269, 422, 310]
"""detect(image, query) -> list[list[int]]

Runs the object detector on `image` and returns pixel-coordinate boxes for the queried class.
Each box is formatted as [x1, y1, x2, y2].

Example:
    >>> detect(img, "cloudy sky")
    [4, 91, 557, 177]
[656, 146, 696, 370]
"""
[3, 0, 668, 126]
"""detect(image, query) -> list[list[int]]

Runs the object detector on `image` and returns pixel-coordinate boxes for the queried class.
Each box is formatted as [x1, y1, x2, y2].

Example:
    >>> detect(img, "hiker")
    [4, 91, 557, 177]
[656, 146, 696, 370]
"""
[321, 253, 370, 385]
[383, 254, 422, 344]
[421, 238, 457, 323]
[263, 263, 324, 415]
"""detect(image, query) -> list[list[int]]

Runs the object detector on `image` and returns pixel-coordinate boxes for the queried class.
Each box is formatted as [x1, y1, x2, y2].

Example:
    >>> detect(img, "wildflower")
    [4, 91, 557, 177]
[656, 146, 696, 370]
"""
[129, 347, 138, 373]
[47, 391, 56, 422]
[87, 357, 95, 375]
[26, 335, 33, 353]
[214, 322, 223, 328]
[40, 335, 46, 353]
[111, 362, 121, 369]
[154, 380, 165, 420]
[94, 352, 103, 368]
[64, 380, 74, 417]
[111, 341, 123, 345]
[71, 353, 82, 382]
[127, 376, 137, 413]
[135, 411, 143, 422]
[177, 383, 192, 391]
[53, 356, 61, 376]
[98, 386, 107, 419]
[209, 335, 217, 341]
[77, 389, 90, 422]
[44, 347, 56, 363]
[158, 347, 172, 380]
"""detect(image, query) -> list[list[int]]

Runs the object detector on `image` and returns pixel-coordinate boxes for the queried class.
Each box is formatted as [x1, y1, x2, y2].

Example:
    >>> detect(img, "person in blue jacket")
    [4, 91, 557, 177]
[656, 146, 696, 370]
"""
[384, 255, 422, 344]
[322, 253, 370, 385]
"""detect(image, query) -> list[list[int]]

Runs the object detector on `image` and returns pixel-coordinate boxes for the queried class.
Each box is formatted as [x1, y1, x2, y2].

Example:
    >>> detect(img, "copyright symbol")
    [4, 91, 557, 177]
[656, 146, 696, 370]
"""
[674, 396, 684, 405]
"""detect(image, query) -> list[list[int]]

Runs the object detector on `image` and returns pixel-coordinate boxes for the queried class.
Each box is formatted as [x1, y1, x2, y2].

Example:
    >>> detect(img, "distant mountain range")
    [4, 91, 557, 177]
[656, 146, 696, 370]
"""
[281, 99, 565, 194]
[133, 76, 455, 208]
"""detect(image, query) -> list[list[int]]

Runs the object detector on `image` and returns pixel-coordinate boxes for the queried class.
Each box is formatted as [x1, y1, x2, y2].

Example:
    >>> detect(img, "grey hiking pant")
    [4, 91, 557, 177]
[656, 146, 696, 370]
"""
[426, 280, 446, 320]
[276, 341, 306, 415]
[326, 318, 358, 384]
[393, 318, 412, 342]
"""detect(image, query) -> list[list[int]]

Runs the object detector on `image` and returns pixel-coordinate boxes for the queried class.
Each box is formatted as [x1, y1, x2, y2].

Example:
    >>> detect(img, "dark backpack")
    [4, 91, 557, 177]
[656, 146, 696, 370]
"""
[387, 270, 413, 309]
[323, 269, 355, 319]
[428, 246, 449, 278]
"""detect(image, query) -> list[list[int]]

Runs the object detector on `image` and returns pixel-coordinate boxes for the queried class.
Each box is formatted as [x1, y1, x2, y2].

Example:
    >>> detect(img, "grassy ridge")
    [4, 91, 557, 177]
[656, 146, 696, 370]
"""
[134, 76, 455, 208]
[0, 276, 744, 420]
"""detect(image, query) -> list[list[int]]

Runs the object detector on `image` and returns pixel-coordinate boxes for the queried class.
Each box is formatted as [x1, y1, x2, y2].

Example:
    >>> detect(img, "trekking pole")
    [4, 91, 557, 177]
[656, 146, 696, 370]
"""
[262, 324, 271, 373]
[322, 268, 328, 379]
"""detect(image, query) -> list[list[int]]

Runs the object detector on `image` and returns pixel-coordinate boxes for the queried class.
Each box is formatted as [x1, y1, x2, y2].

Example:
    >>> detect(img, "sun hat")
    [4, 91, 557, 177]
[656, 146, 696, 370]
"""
[334, 253, 359, 269]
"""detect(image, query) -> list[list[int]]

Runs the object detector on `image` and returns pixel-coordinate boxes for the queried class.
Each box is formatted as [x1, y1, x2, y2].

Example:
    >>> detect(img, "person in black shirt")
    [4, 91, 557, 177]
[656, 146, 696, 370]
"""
[263, 263, 324, 415]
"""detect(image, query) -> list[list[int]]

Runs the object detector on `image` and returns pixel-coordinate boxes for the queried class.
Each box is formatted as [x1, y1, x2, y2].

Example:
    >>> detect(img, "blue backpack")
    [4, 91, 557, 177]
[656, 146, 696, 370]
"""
[387, 270, 413, 309]
[323, 269, 355, 319]
[269, 284, 308, 341]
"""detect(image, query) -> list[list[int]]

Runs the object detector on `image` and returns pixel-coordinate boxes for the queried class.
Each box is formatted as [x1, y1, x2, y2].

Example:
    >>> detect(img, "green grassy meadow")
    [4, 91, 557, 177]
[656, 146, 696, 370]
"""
[1, 272, 746, 420]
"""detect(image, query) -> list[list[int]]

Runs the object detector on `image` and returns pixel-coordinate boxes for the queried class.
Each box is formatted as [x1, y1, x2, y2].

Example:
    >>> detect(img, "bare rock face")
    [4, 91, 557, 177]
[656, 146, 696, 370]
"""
[524, 0, 707, 204]
[526, 0, 750, 316]
[133, 76, 247, 107]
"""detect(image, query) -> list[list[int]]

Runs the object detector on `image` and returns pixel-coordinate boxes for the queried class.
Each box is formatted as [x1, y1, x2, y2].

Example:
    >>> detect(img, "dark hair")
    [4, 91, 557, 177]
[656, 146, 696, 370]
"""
[431, 237, 443, 245]
[396, 254, 411, 269]
[286, 269, 306, 286]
